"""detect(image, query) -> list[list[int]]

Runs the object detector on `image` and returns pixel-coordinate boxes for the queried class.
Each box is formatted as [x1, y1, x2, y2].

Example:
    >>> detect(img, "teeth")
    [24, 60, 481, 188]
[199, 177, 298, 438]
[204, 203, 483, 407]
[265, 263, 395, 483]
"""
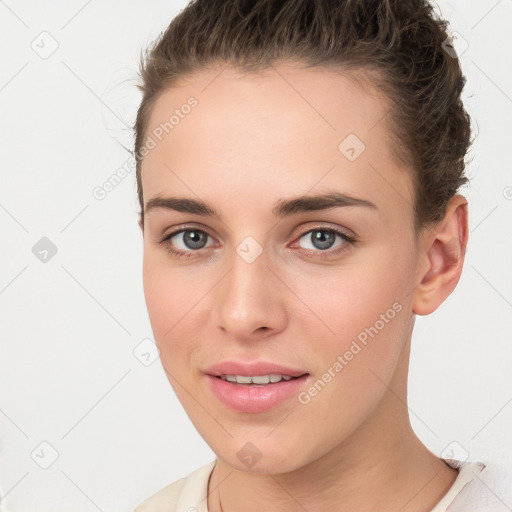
[251, 375, 270, 384]
[220, 374, 295, 384]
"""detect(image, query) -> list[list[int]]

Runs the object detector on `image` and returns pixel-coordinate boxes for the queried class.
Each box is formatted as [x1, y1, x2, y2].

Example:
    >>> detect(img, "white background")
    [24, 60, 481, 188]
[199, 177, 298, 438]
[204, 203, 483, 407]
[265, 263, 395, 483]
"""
[0, 1, 511, 510]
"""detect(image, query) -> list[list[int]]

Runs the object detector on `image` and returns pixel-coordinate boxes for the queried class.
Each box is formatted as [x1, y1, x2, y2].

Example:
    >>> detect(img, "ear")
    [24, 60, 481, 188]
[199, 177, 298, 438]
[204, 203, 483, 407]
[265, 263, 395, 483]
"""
[138, 216, 144, 234]
[412, 194, 469, 316]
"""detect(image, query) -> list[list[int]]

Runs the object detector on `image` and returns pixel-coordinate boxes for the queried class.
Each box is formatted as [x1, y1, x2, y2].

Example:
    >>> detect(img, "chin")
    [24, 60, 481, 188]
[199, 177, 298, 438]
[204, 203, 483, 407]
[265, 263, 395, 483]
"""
[212, 435, 313, 475]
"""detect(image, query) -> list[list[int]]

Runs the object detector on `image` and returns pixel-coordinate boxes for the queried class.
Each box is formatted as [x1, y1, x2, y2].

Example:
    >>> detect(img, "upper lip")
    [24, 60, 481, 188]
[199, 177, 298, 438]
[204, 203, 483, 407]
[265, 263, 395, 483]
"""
[204, 361, 309, 378]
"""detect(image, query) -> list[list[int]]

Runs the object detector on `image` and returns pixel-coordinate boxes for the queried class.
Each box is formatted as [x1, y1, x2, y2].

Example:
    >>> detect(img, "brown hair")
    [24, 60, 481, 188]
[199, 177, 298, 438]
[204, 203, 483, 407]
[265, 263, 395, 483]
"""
[133, 0, 473, 231]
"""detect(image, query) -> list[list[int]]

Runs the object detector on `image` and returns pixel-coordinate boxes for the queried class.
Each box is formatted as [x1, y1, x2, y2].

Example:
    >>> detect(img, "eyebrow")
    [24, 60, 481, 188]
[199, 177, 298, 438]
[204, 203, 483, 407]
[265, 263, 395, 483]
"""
[144, 192, 377, 218]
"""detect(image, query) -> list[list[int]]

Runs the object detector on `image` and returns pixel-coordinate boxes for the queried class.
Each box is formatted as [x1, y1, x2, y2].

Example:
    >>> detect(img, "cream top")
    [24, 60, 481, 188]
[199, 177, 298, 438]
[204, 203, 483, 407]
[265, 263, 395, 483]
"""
[134, 458, 495, 512]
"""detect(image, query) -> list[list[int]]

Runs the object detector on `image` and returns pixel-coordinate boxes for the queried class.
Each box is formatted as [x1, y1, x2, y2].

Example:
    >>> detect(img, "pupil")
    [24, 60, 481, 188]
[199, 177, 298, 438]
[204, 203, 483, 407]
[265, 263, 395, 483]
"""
[185, 230, 206, 249]
[312, 230, 334, 250]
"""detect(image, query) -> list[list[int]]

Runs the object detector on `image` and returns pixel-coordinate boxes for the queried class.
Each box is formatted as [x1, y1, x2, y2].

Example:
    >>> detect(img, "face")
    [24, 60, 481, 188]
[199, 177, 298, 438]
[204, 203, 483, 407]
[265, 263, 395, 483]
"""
[139, 62, 424, 473]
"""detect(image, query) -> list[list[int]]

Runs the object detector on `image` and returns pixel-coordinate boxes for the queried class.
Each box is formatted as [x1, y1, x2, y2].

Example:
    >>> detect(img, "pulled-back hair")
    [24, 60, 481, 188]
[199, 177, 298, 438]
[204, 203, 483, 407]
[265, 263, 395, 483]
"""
[133, 0, 473, 230]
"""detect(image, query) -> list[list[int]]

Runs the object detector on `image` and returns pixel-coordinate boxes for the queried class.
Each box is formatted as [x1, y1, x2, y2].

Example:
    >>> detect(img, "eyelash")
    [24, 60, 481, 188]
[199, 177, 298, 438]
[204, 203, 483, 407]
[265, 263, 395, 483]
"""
[160, 225, 357, 260]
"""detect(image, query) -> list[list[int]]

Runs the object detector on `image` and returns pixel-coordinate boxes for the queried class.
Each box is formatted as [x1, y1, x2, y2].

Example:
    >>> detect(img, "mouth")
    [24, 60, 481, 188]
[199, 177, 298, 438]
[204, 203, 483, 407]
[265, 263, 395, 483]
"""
[215, 374, 307, 385]
[206, 373, 310, 413]
[204, 360, 308, 379]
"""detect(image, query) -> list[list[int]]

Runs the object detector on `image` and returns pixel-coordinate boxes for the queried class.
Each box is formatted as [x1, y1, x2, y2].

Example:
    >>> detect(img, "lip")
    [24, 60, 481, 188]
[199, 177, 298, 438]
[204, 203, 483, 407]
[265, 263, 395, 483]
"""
[204, 360, 308, 378]
[204, 360, 310, 414]
[206, 374, 309, 413]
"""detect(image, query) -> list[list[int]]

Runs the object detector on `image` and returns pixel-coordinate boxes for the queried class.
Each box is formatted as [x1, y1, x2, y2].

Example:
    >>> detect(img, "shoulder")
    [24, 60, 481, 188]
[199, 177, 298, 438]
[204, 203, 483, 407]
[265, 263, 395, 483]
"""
[446, 459, 512, 511]
[134, 477, 186, 512]
[133, 460, 217, 512]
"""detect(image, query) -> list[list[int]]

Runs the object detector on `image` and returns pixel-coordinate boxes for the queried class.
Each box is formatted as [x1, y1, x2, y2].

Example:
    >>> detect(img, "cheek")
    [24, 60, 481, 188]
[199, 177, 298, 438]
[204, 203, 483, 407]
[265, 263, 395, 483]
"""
[281, 271, 410, 465]
[294, 244, 412, 342]
[142, 257, 205, 369]
[290, 244, 414, 403]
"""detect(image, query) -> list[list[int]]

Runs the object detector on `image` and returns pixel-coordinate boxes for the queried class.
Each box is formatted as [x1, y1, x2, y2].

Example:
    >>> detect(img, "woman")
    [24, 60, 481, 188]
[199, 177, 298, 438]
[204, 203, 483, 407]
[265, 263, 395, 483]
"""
[132, 0, 495, 510]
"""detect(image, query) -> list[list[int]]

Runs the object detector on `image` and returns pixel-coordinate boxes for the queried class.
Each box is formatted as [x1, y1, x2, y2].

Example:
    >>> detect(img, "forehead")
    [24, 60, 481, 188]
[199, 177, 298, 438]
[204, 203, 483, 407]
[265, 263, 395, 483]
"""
[140, 63, 414, 224]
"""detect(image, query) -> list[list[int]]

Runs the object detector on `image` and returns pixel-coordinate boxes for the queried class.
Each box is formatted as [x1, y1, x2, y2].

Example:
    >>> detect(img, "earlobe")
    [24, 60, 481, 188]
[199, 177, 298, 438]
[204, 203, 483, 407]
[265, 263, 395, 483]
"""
[412, 195, 468, 316]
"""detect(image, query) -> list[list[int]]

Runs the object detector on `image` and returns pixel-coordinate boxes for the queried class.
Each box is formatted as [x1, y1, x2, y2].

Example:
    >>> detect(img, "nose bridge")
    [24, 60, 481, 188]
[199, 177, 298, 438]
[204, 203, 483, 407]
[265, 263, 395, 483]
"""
[213, 241, 285, 337]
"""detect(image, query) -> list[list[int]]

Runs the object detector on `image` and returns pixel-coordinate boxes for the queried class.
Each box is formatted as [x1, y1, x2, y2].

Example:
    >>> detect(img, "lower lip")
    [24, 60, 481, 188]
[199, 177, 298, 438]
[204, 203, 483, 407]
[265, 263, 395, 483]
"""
[206, 375, 309, 413]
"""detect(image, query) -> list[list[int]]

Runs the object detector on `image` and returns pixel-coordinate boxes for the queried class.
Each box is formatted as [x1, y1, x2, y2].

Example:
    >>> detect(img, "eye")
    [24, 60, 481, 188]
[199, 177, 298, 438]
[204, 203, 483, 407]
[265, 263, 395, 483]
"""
[161, 227, 215, 259]
[294, 227, 356, 258]
[160, 225, 356, 260]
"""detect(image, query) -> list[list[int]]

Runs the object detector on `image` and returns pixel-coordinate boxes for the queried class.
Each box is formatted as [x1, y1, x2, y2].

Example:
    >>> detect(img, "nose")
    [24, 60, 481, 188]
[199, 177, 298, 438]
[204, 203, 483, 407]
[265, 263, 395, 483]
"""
[211, 248, 288, 341]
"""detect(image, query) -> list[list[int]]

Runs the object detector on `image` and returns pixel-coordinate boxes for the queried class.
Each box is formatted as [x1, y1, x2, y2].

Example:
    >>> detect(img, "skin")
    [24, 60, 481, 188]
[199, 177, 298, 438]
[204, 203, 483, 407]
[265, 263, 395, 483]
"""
[138, 62, 468, 512]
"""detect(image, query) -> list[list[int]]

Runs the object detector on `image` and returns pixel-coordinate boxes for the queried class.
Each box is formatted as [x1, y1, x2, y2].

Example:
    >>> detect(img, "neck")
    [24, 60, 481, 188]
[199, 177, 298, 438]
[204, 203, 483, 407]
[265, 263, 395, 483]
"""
[207, 341, 458, 512]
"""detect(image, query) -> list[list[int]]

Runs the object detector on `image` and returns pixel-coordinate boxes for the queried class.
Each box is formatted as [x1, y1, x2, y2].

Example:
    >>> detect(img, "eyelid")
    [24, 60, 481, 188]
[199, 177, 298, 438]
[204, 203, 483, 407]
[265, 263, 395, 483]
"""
[160, 223, 216, 242]
[293, 221, 356, 242]
[161, 222, 355, 242]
